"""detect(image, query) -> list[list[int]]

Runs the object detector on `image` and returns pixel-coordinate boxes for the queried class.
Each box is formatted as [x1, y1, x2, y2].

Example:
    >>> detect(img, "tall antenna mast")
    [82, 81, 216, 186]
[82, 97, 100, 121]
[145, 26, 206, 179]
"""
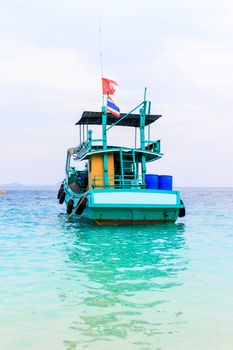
[98, 16, 104, 106]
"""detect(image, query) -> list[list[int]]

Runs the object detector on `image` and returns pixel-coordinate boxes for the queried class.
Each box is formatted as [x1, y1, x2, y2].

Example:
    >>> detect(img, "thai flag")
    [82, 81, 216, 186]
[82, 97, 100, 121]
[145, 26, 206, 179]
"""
[107, 96, 120, 117]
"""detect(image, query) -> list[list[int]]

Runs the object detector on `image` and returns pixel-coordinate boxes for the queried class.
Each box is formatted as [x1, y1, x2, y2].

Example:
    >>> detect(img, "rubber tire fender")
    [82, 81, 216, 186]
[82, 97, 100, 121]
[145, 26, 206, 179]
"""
[179, 199, 186, 217]
[67, 199, 74, 214]
[75, 196, 87, 215]
[57, 184, 64, 199]
[59, 191, 66, 204]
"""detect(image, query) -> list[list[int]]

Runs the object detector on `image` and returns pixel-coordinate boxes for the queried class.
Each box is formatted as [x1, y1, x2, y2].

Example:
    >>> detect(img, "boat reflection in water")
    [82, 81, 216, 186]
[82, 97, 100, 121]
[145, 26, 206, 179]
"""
[59, 222, 187, 349]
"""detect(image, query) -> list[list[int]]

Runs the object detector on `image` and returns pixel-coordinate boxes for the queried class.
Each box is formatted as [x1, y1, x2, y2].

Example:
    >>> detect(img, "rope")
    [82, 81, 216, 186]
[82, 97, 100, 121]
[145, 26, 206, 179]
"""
[60, 195, 87, 225]
[60, 208, 77, 225]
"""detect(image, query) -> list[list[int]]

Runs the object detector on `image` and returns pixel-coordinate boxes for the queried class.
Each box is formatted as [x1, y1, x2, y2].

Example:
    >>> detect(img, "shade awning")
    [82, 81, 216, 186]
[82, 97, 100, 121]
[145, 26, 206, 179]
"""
[75, 111, 162, 127]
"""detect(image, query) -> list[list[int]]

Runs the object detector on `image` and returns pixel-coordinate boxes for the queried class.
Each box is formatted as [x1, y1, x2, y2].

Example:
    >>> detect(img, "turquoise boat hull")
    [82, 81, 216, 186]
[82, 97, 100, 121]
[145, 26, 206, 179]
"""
[64, 186, 183, 225]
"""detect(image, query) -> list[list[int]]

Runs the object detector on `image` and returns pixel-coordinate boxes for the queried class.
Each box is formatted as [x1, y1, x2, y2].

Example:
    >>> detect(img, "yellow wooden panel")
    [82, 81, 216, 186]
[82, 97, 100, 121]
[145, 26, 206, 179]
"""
[88, 153, 114, 189]
[88, 154, 103, 189]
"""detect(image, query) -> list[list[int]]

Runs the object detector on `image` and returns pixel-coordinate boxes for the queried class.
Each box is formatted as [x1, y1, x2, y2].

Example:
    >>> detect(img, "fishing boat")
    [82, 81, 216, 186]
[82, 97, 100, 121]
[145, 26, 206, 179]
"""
[57, 86, 185, 224]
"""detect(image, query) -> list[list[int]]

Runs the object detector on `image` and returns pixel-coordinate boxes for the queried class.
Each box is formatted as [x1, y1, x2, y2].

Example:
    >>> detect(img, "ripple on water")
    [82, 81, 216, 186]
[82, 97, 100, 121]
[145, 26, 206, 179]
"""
[0, 189, 233, 349]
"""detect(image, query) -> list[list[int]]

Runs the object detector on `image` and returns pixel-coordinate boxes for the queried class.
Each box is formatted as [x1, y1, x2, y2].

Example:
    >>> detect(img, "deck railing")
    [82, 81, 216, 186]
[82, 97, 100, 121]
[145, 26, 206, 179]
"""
[144, 140, 161, 153]
[91, 175, 146, 190]
[74, 140, 90, 159]
[74, 139, 160, 160]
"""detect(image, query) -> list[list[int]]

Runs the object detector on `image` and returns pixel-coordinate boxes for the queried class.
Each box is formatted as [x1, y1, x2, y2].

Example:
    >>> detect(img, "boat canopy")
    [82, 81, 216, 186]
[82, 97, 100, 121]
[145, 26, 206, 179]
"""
[75, 111, 162, 128]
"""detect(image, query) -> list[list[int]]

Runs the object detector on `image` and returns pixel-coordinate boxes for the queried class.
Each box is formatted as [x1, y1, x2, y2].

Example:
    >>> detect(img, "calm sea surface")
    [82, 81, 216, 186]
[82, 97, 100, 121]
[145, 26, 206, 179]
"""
[0, 188, 232, 350]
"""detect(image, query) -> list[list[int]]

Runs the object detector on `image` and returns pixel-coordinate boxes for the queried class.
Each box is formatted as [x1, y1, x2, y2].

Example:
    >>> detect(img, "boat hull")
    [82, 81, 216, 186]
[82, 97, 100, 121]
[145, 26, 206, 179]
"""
[95, 219, 175, 225]
[83, 207, 179, 225]
[63, 187, 183, 225]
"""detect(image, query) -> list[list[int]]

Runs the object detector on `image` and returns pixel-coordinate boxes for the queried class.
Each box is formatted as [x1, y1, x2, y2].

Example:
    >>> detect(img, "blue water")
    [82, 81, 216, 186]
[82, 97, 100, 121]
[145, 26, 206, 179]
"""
[0, 188, 232, 350]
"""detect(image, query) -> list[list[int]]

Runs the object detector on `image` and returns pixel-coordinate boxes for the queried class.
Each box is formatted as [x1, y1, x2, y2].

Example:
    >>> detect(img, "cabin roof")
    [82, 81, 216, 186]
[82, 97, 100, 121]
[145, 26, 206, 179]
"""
[75, 111, 162, 127]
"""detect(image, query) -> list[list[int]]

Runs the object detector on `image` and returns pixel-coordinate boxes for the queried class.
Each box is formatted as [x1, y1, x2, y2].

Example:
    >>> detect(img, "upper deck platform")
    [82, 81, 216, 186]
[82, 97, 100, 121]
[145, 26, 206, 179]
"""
[70, 143, 162, 163]
[76, 111, 162, 127]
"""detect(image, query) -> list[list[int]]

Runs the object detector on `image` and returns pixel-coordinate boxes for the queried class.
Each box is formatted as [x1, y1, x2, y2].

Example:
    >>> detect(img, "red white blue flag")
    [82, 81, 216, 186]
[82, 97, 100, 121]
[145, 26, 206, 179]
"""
[107, 96, 120, 117]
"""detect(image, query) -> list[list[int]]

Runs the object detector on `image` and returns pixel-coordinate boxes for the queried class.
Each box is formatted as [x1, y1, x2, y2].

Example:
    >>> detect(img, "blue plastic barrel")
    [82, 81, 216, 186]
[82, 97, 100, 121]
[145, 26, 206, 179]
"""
[145, 174, 159, 189]
[159, 175, 173, 190]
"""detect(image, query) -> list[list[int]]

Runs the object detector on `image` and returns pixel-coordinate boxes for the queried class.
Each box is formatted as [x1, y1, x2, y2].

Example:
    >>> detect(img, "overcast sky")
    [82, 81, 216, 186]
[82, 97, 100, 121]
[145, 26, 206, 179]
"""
[0, 0, 232, 186]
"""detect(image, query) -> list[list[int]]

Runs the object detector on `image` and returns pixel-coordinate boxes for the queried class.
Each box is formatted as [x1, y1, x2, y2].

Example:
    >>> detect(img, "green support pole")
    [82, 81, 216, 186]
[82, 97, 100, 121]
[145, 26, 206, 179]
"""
[133, 150, 137, 184]
[140, 107, 146, 151]
[120, 148, 124, 186]
[88, 130, 92, 150]
[102, 106, 108, 187]
[140, 91, 147, 182]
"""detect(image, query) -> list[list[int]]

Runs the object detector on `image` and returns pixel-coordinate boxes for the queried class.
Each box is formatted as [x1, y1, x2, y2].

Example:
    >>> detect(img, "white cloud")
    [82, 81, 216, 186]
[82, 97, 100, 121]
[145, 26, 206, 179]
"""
[0, 0, 233, 185]
[0, 35, 99, 94]
[174, 42, 233, 91]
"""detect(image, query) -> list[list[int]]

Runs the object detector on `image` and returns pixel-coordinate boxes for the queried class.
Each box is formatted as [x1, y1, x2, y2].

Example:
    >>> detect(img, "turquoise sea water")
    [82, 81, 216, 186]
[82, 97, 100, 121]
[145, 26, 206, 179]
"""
[0, 188, 232, 350]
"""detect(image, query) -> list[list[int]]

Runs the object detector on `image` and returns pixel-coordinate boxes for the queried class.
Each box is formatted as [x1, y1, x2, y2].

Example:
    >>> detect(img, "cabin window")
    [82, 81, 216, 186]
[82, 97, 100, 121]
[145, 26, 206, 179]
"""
[114, 155, 120, 175]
